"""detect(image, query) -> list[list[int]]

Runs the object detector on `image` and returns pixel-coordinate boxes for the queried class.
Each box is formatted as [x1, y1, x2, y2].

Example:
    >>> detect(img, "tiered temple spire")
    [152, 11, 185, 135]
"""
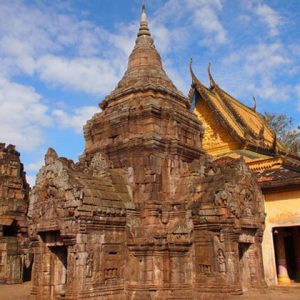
[103, 0, 185, 106]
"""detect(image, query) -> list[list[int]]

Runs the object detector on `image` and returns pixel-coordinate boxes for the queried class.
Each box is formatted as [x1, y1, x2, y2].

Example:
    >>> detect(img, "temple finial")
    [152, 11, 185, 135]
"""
[140, 0, 147, 23]
[252, 96, 257, 112]
[138, 0, 150, 37]
[189, 58, 205, 88]
[189, 58, 196, 83]
[208, 62, 216, 89]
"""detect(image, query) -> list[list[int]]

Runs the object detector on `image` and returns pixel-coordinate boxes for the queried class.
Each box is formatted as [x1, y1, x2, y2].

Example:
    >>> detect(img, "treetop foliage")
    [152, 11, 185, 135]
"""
[264, 112, 300, 155]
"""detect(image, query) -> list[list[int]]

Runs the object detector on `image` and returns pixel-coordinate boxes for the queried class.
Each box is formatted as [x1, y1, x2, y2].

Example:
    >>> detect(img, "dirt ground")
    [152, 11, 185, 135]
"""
[0, 283, 299, 299]
[0, 282, 31, 300]
[233, 286, 300, 300]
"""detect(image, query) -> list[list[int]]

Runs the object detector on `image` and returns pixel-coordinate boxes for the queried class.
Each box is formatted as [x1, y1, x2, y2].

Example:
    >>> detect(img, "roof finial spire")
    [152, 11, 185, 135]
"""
[208, 62, 217, 89]
[140, 0, 147, 23]
[252, 96, 257, 112]
[138, 0, 150, 37]
[189, 58, 197, 84]
[189, 58, 205, 88]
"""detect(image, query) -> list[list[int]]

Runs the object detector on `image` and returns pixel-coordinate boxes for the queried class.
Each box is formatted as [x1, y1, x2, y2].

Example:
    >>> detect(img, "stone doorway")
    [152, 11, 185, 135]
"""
[0, 221, 24, 284]
[22, 255, 32, 282]
[273, 226, 300, 284]
[49, 246, 68, 297]
[239, 242, 252, 291]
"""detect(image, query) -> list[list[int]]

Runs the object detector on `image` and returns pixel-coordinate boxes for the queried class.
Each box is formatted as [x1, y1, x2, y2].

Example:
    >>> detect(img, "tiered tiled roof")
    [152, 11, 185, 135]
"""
[189, 62, 300, 190]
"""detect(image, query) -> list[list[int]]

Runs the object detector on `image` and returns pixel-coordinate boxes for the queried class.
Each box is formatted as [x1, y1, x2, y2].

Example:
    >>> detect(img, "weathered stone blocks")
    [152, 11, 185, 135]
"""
[0, 143, 30, 284]
[28, 6, 266, 300]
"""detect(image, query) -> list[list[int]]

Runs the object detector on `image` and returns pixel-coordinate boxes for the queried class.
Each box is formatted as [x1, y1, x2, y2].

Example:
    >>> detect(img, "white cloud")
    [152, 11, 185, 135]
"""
[26, 160, 44, 173]
[0, 77, 51, 151]
[220, 42, 293, 102]
[164, 63, 189, 95]
[243, 43, 290, 76]
[106, 24, 137, 57]
[26, 175, 36, 187]
[0, 1, 130, 91]
[245, 1, 282, 37]
[255, 3, 281, 37]
[52, 106, 100, 133]
[190, 0, 226, 45]
[0, 0, 287, 105]
[0, 0, 133, 155]
[152, 24, 172, 54]
[36, 55, 122, 95]
[153, 0, 226, 47]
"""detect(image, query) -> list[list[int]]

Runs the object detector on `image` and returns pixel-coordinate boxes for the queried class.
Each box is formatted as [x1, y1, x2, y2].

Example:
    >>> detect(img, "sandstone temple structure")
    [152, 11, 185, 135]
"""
[0, 143, 31, 284]
[190, 63, 300, 286]
[28, 5, 266, 299]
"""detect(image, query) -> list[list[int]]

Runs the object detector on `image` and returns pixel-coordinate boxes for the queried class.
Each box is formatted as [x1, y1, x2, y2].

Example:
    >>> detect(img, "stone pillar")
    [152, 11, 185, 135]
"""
[292, 227, 300, 281]
[274, 229, 291, 284]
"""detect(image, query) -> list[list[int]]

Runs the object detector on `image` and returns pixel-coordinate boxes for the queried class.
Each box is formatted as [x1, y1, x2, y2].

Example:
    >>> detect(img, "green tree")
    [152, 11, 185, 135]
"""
[264, 113, 300, 154]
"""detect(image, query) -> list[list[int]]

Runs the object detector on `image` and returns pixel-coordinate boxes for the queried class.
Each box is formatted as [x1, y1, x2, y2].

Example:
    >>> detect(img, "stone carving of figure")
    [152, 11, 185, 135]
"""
[86, 252, 94, 278]
[217, 249, 226, 273]
[242, 190, 253, 217]
[193, 185, 203, 202]
[90, 153, 110, 177]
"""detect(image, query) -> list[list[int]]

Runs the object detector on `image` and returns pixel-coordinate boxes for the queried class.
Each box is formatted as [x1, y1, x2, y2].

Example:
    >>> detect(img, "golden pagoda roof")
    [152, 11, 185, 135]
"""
[189, 61, 300, 181]
[189, 61, 287, 155]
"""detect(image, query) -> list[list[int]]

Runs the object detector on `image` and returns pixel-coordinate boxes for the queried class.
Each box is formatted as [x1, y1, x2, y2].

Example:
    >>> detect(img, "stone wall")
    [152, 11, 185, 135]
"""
[0, 143, 30, 284]
[28, 72, 266, 298]
[28, 5, 266, 299]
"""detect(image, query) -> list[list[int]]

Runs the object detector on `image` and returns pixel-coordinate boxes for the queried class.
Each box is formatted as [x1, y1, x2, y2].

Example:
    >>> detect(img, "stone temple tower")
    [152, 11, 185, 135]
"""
[28, 4, 266, 299]
[83, 3, 204, 233]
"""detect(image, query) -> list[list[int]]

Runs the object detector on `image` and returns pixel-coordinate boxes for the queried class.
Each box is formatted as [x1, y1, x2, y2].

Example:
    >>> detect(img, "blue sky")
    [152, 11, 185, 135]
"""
[0, 0, 299, 186]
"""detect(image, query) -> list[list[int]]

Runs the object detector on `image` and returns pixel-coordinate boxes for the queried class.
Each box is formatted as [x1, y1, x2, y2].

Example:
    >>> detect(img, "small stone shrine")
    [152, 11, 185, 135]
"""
[0, 143, 30, 284]
[28, 4, 266, 299]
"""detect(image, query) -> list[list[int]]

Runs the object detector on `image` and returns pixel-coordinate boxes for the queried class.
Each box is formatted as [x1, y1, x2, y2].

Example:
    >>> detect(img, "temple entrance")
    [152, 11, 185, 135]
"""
[0, 221, 25, 284]
[49, 246, 68, 297]
[239, 242, 252, 291]
[22, 256, 33, 282]
[273, 226, 300, 284]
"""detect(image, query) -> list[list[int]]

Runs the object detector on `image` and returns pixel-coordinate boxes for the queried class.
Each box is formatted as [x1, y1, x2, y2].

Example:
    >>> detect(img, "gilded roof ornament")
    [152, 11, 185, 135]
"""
[189, 58, 205, 88]
[252, 96, 257, 112]
[189, 58, 196, 84]
[208, 62, 217, 89]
